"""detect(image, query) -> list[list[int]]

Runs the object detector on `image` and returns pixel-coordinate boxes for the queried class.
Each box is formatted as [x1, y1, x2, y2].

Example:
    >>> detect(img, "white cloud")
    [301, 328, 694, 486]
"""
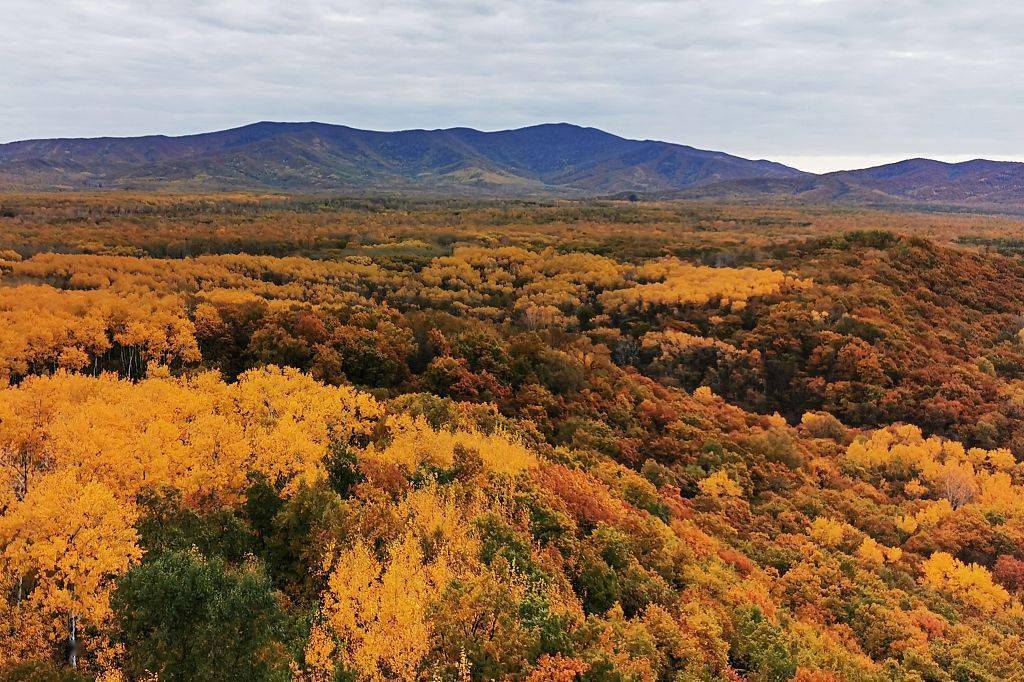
[1, 0, 1022, 167]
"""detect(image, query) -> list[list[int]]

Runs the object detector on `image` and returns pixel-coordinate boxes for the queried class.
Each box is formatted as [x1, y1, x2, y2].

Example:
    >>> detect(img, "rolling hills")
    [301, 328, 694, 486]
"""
[674, 158, 1024, 209]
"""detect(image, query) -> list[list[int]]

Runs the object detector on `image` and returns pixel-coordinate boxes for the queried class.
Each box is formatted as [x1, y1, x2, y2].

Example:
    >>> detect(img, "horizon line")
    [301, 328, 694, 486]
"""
[3, 119, 1024, 175]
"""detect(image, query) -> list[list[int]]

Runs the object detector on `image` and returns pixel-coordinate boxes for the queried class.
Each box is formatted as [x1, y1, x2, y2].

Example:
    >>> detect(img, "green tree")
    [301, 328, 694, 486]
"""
[728, 606, 797, 682]
[112, 550, 289, 682]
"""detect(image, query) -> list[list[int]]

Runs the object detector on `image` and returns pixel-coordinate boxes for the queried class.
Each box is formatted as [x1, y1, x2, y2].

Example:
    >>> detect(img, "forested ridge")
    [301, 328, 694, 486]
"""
[2, 195, 1024, 681]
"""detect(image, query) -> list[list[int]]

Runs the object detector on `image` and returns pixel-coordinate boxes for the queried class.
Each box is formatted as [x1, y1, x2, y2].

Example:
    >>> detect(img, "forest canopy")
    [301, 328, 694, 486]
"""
[1, 194, 1024, 681]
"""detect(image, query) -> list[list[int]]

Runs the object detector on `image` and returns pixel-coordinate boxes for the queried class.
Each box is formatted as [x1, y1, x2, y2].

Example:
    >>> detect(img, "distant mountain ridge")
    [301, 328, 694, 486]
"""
[0, 122, 806, 194]
[2, 121, 1023, 207]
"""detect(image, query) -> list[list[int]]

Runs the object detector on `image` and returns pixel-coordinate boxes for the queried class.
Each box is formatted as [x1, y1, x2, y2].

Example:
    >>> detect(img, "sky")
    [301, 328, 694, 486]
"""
[2, 0, 1023, 172]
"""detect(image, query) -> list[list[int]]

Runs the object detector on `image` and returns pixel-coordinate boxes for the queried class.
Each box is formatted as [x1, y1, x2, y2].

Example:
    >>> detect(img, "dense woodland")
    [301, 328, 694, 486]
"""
[2, 194, 1024, 681]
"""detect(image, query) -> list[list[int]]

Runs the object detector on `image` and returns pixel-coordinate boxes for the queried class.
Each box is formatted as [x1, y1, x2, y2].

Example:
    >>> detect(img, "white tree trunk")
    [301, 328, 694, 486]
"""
[68, 613, 78, 669]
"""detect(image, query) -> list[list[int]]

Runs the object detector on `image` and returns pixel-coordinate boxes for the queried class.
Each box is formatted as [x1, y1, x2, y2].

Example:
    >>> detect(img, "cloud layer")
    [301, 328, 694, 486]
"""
[3, 1, 1022, 170]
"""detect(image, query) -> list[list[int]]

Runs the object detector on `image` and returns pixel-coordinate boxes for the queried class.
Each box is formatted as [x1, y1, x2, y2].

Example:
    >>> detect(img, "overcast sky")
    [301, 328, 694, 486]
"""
[2, 0, 1022, 172]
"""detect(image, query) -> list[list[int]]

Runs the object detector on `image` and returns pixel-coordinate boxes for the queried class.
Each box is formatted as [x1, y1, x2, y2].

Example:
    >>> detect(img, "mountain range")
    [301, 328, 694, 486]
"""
[2, 121, 1023, 208]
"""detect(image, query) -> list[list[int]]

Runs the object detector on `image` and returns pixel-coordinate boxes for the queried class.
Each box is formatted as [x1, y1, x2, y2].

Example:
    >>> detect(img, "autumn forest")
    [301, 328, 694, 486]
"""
[3, 193, 1024, 681]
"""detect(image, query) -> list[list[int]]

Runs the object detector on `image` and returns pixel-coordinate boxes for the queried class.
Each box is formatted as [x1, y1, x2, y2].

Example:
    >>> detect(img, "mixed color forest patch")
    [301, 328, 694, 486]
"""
[1, 196, 1024, 680]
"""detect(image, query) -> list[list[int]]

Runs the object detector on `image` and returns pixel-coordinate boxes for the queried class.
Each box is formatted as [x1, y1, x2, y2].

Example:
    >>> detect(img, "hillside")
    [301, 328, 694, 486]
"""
[677, 158, 1024, 209]
[833, 158, 1024, 204]
[3, 196, 1024, 679]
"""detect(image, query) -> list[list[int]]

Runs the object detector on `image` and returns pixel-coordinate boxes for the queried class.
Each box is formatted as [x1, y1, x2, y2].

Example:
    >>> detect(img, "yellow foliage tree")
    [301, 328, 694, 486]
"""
[809, 518, 848, 548]
[318, 534, 453, 681]
[921, 552, 1010, 615]
[369, 414, 535, 478]
[0, 470, 140, 669]
[698, 470, 742, 498]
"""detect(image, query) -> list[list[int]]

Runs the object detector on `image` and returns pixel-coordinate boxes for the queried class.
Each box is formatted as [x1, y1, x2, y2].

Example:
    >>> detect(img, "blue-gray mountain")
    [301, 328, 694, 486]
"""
[0, 122, 802, 194]
[1, 121, 1022, 206]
